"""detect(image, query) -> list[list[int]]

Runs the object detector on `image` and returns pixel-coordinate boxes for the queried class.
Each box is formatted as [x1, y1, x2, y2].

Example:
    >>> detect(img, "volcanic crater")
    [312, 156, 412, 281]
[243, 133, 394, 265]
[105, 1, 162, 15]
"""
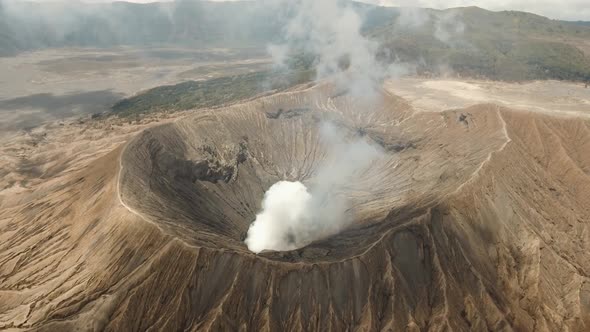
[107, 84, 589, 331]
[3, 83, 589, 331]
[119, 85, 506, 262]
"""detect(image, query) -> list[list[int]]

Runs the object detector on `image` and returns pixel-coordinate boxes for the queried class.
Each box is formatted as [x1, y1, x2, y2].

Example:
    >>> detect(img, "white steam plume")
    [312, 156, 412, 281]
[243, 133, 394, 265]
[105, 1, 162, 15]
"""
[267, 0, 407, 97]
[245, 123, 383, 253]
[246, 0, 393, 253]
[245, 181, 313, 253]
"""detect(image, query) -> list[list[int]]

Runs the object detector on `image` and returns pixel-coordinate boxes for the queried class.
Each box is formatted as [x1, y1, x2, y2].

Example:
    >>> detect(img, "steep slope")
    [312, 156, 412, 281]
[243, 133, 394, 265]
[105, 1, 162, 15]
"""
[1, 84, 589, 331]
[373, 7, 590, 81]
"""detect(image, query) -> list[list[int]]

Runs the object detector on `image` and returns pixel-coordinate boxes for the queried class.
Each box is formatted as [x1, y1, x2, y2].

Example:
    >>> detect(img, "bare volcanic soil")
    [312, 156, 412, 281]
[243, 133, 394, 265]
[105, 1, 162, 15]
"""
[1, 85, 590, 331]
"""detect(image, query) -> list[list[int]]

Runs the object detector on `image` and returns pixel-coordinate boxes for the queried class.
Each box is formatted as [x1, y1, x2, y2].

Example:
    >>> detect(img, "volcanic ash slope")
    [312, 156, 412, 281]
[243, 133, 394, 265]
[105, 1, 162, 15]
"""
[1, 85, 589, 331]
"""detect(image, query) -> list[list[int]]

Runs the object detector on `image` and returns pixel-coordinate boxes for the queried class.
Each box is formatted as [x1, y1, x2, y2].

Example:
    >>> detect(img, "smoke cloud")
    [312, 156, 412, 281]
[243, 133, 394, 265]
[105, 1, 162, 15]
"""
[245, 181, 313, 253]
[267, 0, 408, 97]
[0, 0, 285, 54]
[434, 10, 465, 45]
[245, 0, 397, 253]
[245, 122, 383, 253]
[246, 0, 471, 252]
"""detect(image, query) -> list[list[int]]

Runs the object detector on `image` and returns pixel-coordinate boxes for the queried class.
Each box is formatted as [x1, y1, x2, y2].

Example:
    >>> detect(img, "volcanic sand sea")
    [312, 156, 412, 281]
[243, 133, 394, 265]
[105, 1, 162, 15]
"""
[0, 47, 271, 134]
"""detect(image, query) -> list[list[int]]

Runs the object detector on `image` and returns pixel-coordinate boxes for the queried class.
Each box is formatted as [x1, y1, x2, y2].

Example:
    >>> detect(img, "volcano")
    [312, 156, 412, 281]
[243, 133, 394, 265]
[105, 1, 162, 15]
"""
[1, 83, 590, 331]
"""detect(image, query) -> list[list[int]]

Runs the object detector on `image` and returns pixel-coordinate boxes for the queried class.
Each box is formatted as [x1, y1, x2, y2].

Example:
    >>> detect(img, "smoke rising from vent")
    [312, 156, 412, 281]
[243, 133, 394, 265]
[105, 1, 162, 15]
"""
[246, 0, 392, 253]
[245, 122, 383, 253]
[245, 181, 312, 253]
[246, 0, 470, 252]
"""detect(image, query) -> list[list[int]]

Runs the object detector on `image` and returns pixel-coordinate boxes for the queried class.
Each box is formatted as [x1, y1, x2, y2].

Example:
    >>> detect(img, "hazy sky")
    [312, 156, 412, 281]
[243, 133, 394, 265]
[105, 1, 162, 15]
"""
[17, 0, 590, 21]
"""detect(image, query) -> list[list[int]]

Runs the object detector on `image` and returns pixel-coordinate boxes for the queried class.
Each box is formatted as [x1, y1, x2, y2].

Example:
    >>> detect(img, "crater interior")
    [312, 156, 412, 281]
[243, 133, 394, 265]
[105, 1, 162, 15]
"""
[119, 85, 508, 261]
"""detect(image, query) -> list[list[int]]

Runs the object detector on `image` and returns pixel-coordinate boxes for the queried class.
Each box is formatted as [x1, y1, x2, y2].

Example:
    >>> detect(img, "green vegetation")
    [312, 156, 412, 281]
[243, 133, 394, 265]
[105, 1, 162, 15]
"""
[109, 5, 590, 117]
[2, 2, 589, 82]
[111, 70, 315, 117]
[5, 1, 589, 117]
[374, 7, 590, 82]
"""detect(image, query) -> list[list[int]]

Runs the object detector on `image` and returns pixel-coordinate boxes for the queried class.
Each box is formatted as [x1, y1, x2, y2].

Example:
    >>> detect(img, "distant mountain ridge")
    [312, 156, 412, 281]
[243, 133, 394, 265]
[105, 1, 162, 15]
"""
[1, 1, 589, 82]
[569, 21, 590, 26]
[0, 0, 289, 55]
[373, 6, 590, 81]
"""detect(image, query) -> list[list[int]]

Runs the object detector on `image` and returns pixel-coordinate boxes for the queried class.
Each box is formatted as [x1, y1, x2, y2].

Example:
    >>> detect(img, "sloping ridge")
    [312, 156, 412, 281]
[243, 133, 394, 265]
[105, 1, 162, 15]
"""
[1, 86, 589, 331]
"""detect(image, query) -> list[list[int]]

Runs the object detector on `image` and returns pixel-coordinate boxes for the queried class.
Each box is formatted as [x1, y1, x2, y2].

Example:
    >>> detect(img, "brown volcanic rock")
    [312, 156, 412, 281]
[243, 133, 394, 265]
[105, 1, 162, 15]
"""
[1, 84, 589, 331]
